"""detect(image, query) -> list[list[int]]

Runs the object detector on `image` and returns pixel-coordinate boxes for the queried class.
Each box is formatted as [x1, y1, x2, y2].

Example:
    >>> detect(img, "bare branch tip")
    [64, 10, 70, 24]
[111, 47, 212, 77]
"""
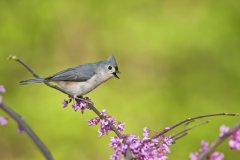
[7, 55, 18, 61]
[226, 113, 239, 116]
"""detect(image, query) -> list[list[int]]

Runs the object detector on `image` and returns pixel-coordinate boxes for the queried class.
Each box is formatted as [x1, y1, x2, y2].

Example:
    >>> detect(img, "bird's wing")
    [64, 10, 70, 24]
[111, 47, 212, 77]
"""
[46, 64, 97, 82]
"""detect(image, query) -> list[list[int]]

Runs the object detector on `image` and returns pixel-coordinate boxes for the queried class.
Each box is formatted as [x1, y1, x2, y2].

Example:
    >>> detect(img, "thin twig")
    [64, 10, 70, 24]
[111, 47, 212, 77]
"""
[198, 123, 240, 160]
[125, 148, 133, 160]
[0, 103, 53, 160]
[152, 113, 238, 139]
[9, 56, 68, 95]
[171, 121, 209, 141]
[173, 132, 188, 141]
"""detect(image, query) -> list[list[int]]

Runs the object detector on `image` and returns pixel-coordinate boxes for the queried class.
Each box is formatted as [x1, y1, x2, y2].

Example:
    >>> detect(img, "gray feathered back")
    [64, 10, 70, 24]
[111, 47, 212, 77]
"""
[46, 63, 98, 82]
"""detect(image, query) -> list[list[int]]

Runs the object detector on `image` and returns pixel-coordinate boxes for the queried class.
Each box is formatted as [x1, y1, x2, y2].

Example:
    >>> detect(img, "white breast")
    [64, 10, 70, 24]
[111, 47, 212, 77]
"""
[56, 73, 113, 97]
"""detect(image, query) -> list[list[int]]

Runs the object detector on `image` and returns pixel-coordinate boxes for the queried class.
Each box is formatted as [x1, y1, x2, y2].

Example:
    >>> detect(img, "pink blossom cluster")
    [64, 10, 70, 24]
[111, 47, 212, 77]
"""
[109, 127, 172, 160]
[62, 97, 90, 114]
[72, 101, 87, 113]
[190, 140, 224, 160]
[62, 96, 239, 160]
[88, 109, 125, 137]
[68, 101, 172, 159]
[220, 125, 240, 150]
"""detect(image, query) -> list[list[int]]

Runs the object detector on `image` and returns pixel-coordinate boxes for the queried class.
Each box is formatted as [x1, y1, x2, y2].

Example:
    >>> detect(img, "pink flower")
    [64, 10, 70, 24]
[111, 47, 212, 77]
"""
[142, 127, 150, 140]
[62, 99, 68, 108]
[117, 122, 125, 132]
[71, 101, 87, 113]
[88, 117, 100, 126]
[210, 152, 224, 160]
[164, 127, 170, 131]
[79, 102, 86, 114]
[201, 140, 209, 151]
[229, 128, 240, 150]
[0, 116, 8, 125]
[0, 85, 6, 93]
[219, 125, 230, 137]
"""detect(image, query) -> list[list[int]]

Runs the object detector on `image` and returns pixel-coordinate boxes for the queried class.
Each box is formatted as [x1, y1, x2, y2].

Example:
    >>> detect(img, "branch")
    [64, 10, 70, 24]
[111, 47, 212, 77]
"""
[198, 123, 240, 160]
[152, 113, 238, 139]
[9, 55, 68, 95]
[0, 103, 53, 160]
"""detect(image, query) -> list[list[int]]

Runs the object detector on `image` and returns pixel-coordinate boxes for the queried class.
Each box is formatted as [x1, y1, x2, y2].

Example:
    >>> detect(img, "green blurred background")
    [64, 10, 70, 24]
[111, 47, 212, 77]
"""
[0, 0, 239, 159]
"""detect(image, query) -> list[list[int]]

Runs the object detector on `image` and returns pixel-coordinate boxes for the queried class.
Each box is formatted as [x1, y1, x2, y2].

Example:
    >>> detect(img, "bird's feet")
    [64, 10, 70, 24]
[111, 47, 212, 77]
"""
[75, 96, 93, 105]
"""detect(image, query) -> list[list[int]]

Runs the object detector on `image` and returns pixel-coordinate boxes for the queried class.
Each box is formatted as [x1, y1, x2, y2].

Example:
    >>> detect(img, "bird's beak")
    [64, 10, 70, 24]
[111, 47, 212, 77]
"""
[116, 70, 120, 74]
[113, 71, 120, 79]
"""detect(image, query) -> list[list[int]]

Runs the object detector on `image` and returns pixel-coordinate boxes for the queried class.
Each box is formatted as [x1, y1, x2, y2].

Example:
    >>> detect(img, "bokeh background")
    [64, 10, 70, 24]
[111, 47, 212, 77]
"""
[0, 0, 240, 159]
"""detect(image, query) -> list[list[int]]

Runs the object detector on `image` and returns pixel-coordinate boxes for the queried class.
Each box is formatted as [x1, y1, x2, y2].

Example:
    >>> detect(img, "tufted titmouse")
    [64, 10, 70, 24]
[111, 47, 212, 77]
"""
[20, 55, 120, 97]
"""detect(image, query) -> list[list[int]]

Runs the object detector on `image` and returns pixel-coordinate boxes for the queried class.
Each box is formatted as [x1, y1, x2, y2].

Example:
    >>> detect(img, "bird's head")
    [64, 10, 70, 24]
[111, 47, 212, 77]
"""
[99, 55, 120, 79]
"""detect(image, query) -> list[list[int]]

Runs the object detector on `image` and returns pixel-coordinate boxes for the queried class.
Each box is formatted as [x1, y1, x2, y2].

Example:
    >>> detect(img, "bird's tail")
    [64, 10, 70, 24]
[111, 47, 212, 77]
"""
[19, 78, 46, 85]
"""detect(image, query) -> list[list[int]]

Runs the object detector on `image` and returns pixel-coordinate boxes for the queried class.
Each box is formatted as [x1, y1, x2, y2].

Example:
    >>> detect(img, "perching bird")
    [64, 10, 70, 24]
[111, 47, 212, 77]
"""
[20, 55, 120, 97]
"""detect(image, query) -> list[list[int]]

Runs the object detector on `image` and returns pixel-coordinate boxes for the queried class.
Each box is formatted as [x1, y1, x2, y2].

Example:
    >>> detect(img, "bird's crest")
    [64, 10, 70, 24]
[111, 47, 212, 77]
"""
[107, 54, 118, 67]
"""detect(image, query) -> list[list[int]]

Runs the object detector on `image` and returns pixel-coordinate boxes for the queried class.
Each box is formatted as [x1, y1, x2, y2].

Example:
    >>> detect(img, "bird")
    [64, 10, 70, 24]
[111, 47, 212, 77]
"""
[20, 55, 120, 97]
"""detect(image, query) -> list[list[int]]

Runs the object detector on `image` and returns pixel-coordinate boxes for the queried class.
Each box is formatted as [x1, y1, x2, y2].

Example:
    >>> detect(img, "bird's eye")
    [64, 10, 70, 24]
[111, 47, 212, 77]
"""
[108, 66, 112, 70]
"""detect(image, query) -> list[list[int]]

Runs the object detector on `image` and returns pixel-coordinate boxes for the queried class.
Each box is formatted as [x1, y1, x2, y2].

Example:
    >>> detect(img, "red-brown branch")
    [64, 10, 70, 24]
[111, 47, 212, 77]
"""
[0, 102, 53, 160]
